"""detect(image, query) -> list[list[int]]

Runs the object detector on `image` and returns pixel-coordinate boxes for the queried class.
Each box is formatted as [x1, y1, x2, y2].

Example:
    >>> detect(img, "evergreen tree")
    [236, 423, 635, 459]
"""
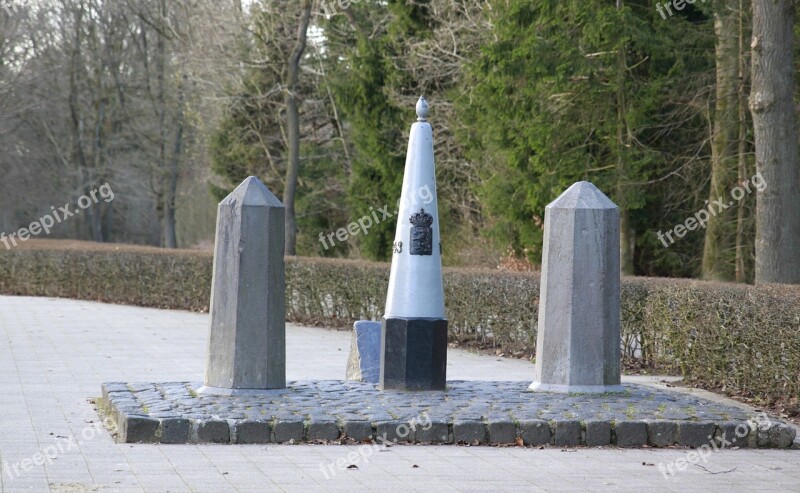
[460, 0, 713, 272]
[323, 1, 435, 260]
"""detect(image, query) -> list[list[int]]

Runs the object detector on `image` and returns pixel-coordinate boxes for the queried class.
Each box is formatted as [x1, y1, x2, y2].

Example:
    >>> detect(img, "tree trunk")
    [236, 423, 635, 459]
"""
[157, 0, 169, 248]
[615, 0, 634, 275]
[750, 0, 800, 284]
[88, 93, 106, 243]
[102, 201, 114, 243]
[282, 0, 312, 256]
[734, 0, 749, 283]
[702, 0, 740, 281]
[163, 77, 184, 249]
[68, 3, 101, 243]
[619, 208, 635, 274]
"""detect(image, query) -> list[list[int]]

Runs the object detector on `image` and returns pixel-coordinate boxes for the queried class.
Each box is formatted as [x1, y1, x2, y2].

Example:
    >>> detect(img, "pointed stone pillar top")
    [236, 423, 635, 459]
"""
[548, 181, 618, 210]
[225, 176, 284, 208]
[416, 95, 429, 122]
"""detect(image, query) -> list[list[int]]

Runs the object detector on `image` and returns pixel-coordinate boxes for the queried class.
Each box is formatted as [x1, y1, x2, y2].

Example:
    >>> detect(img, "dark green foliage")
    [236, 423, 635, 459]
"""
[205, 0, 758, 281]
[459, 0, 714, 272]
[330, 35, 405, 260]
[321, 1, 436, 260]
[322, 0, 484, 261]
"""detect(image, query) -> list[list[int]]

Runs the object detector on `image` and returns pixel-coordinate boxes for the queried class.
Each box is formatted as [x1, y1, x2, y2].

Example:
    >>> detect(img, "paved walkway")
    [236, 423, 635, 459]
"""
[0, 296, 797, 492]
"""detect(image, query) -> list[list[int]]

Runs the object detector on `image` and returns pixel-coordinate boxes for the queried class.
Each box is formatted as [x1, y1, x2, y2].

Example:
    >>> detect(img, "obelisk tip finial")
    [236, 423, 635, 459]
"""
[416, 96, 429, 121]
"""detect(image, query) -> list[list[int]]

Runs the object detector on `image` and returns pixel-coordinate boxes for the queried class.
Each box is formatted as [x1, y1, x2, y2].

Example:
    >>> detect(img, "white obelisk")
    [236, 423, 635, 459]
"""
[379, 96, 448, 390]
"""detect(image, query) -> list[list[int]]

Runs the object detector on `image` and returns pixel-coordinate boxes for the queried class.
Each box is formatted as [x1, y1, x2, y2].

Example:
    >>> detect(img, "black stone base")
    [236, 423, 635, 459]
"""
[380, 317, 448, 390]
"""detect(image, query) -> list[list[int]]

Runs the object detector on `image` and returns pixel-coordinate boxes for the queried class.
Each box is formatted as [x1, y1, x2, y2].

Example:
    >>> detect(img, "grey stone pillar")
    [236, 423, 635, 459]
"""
[530, 181, 623, 393]
[199, 176, 286, 395]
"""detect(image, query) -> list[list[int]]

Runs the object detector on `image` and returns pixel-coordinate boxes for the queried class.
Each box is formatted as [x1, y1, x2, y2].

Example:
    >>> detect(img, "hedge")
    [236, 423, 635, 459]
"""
[1, 240, 798, 404]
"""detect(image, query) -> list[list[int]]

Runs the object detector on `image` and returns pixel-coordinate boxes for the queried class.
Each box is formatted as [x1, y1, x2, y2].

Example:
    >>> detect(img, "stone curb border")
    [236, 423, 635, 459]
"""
[100, 383, 796, 448]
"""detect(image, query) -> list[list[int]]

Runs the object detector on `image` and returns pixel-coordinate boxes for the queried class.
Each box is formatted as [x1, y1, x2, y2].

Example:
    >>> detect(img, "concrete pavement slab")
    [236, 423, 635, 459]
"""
[0, 296, 798, 492]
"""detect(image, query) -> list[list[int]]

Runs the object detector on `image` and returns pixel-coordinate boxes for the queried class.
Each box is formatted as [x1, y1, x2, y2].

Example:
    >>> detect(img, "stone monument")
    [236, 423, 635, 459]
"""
[198, 176, 286, 395]
[379, 96, 448, 391]
[530, 181, 623, 393]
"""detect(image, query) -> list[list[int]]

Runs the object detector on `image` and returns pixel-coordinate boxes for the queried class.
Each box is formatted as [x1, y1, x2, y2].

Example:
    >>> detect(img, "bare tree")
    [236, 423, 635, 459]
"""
[0, 0, 240, 246]
[283, 0, 312, 256]
[702, 0, 744, 281]
[750, 0, 800, 284]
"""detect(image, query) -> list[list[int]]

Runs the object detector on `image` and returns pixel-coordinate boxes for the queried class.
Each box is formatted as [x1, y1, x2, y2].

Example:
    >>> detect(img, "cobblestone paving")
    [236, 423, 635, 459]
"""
[102, 380, 796, 448]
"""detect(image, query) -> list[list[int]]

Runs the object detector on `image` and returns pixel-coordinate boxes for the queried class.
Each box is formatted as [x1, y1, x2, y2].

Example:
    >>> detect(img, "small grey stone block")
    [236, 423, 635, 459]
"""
[375, 421, 413, 443]
[715, 422, 745, 448]
[120, 416, 159, 443]
[453, 420, 486, 444]
[488, 421, 517, 444]
[416, 422, 450, 443]
[273, 420, 304, 443]
[346, 321, 381, 383]
[615, 421, 647, 447]
[584, 421, 611, 446]
[554, 421, 581, 446]
[160, 418, 190, 444]
[518, 420, 552, 446]
[127, 383, 156, 392]
[197, 420, 230, 443]
[308, 421, 340, 442]
[758, 423, 796, 449]
[678, 422, 716, 448]
[647, 421, 677, 447]
[110, 399, 138, 413]
[343, 421, 373, 441]
[102, 383, 129, 400]
[737, 421, 759, 448]
[236, 420, 271, 444]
